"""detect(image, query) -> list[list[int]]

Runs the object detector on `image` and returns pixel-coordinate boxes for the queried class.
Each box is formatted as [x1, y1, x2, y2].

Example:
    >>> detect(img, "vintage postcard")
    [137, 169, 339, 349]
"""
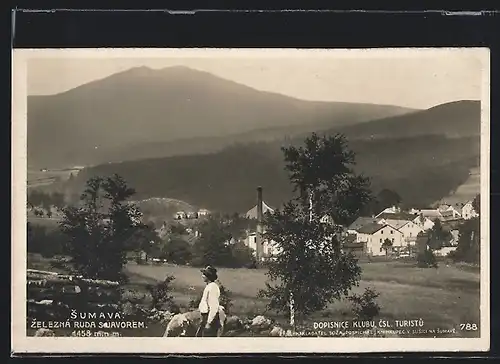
[11, 48, 490, 354]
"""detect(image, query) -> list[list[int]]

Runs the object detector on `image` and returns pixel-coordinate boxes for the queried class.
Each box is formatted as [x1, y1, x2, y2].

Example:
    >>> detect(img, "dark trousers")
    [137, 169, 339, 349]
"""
[196, 312, 220, 337]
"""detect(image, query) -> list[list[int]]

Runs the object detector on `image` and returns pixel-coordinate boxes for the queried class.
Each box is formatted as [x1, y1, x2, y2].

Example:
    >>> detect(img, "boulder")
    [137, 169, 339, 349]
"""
[34, 328, 55, 337]
[250, 315, 272, 331]
[121, 302, 137, 316]
[225, 315, 243, 331]
[269, 325, 285, 337]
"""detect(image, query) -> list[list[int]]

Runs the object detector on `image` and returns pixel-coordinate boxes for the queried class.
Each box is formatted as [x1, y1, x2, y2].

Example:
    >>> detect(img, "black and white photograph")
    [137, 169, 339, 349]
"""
[11, 48, 490, 353]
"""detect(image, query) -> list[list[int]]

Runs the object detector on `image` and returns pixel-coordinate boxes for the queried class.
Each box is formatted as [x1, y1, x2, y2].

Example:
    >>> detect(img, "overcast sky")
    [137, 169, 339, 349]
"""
[26, 50, 484, 109]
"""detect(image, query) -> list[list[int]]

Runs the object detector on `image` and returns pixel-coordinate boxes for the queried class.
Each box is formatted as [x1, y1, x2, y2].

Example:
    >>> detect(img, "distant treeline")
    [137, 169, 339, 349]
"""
[49, 134, 478, 214]
[27, 190, 66, 211]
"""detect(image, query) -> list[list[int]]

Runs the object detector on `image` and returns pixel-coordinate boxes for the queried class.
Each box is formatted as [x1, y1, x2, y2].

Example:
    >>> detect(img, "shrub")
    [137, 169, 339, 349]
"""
[147, 275, 177, 311]
[163, 238, 193, 265]
[229, 242, 257, 269]
[347, 287, 381, 321]
[417, 249, 438, 268]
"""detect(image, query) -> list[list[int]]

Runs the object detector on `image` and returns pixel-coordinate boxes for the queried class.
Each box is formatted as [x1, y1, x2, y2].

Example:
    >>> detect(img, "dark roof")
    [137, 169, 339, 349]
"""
[348, 217, 381, 231]
[245, 201, 275, 219]
[377, 212, 417, 221]
[343, 241, 365, 249]
[344, 234, 357, 244]
[357, 222, 385, 234]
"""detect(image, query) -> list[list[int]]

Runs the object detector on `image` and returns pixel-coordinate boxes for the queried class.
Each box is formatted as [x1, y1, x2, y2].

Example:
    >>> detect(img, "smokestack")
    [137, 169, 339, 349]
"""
[257, 186, 263, 222]
[255, 186, 264, 263]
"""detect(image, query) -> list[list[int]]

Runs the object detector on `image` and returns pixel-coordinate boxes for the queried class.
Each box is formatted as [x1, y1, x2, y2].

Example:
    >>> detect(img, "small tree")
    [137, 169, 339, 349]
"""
[163, 237, 193, 265]
[382, 238, 393, 256]
[472, 194, 480, 214]
[348, 287, 381, 321]
[190, 215, 232, 267]
[427, 219, 452, 250]
[259, 132, 370, 329]
[281, 133, 372, 226]
[417, 248, 438, 268]
[258, 201, 361, 327]
[377, 189, 402, 211]
[229, 241, 257, 268]
[147, 275, 177, 312]
[59, 174, 145, 282]
[450, 217, 480, 264]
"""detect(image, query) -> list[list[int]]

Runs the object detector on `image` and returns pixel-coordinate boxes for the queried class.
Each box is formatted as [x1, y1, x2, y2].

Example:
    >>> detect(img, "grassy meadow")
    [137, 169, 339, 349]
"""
[125, 260, 481, 338]
[27, 253, 480, 338]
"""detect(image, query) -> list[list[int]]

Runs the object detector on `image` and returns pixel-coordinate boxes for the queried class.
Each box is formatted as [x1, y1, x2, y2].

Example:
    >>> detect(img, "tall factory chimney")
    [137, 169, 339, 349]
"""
[255, 186, 264, 263]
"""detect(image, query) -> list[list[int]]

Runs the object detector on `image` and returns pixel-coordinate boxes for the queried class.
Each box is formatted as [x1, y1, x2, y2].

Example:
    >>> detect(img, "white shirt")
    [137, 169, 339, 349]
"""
[198, 282, 220, 323]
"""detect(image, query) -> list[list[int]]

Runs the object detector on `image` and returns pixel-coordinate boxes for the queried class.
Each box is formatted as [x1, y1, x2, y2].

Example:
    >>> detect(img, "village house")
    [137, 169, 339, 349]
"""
[355, 222, 404, 256]
[461, 200, 479, 220]
[245, 232, 281, 259]
[347, 217, 385, 235]
[341, 234, 366, 257]
[377, 211, 434, 231]
[350, 213, 425, 248]
[245, 200, 275, 220]
[375, 205, 401, 217]
[381, 218, 423, 246]
[175, 211, 186, 220]
[412, 213, 436, 231]
[438, 204, 462, 219]
[409, 208, 443, 225]
[197, 208, 210, 217]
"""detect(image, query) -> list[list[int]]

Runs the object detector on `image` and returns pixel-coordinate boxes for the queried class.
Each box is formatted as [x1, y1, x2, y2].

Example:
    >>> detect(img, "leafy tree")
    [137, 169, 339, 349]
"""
[226, 215, 254, 241]
[427, 219, 452, 250]
[168, 222, 187, 235]
[417, 248, 438, 268]
[163, 237, 193, 265]
[281, 132, 372, 226]
[472, 194, 480, 214]
[228, 241, 257, 268]
[450, 217, 480, 264]
[125, 223, 161, 253]
[377, 189, 402, 210]
[259, 133, 369, 328]
[190, 215, 232, 267]
[259, 201, 361, 327]
[27, 223, 66, 258]
[59, 174, 145, 282]
[41, 197, 52, 217]
[382, 238, 393, 256]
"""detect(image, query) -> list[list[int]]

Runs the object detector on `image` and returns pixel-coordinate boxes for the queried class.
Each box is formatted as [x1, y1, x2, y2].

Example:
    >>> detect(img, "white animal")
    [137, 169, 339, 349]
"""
[163, 306, 226, 337]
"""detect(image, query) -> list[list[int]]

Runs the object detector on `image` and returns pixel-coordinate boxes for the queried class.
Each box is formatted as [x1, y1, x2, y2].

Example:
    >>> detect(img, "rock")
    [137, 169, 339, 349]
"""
[269, 325, 285, 337]
[225, 316, 243, 331]
[34, 328, 55, 337]
[164, 313, 190, 337]
[251, 315, 272, 331]
[121, 302, 136, 316]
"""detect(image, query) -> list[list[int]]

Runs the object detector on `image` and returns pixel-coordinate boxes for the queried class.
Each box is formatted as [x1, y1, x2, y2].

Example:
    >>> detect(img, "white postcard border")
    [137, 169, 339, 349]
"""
[11, 47, 491, 354]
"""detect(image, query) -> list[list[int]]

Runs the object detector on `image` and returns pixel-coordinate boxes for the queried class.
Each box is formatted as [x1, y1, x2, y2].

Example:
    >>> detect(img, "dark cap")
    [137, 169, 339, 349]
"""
[200, 265, 218, 281]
